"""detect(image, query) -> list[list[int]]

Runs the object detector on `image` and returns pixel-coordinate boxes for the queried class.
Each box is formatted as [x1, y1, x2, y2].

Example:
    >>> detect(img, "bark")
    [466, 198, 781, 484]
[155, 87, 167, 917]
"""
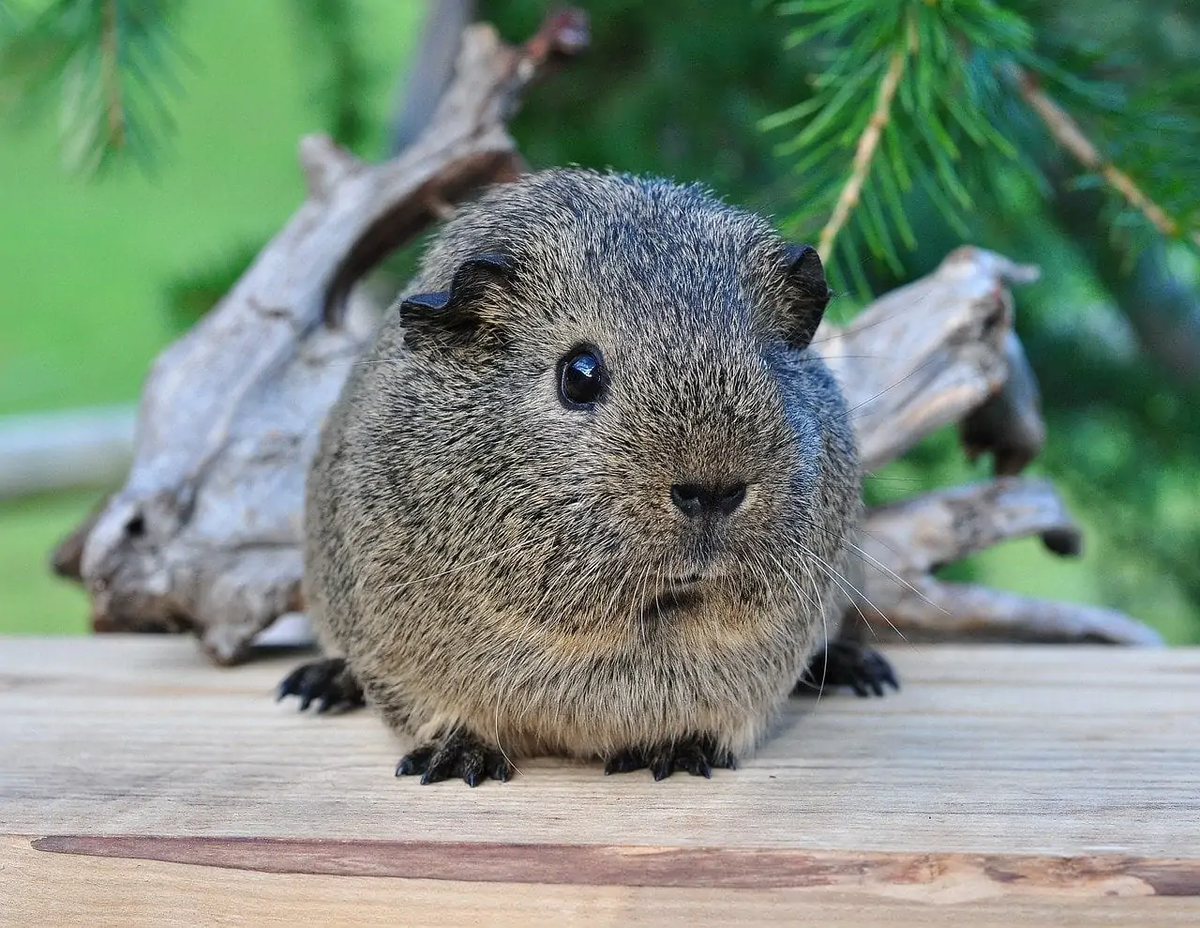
[856, 478, 1161, 645]
[58, 11, 591, 664]
[52, 10, 1161, 662]
[388, 0, 478, 156]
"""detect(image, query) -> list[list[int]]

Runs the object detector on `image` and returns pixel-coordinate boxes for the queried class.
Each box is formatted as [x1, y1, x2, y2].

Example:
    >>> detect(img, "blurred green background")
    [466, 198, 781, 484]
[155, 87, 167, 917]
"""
[1, 0, 1197, 642]
[0, 0, 425, 632]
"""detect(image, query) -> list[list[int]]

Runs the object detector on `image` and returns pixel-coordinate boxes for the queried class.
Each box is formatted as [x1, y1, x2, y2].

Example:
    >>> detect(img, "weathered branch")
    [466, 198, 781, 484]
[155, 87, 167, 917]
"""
[854, 478, 1161, 645]
[816, 247, 1040, 473]
[66, 11, 590, 664]
[958, 332, 1046, 476]
[50, 12, 1163, 663]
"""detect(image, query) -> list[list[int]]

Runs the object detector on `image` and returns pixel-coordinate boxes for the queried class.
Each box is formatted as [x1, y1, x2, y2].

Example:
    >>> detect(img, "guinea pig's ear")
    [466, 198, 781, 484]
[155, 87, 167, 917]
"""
[780, 243, 831, 350]
[398, 253, 515, 346]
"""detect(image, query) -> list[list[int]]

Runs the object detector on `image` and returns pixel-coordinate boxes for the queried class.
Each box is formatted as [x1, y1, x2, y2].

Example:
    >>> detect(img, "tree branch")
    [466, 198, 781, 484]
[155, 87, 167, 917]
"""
[100, 0, 126, 152]
[62, 10, 589, 664]
[1008, 63, 1200, 251]
[817, 41, 907, 260]
[856, 478, 1161, 646]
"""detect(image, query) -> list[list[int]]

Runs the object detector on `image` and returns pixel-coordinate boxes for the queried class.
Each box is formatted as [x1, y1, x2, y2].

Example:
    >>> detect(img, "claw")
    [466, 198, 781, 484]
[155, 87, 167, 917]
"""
[794, 641, 899, 698]
[277, 658, 366, 713]
[605, 735, 735, 781]
[395, 744, 435, 777]
[397, 730, 513, 785]
[604, 749, 644, 775]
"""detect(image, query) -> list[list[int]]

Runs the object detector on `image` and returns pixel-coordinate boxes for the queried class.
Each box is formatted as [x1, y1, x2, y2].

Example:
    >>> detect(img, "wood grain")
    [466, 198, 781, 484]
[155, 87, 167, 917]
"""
[6, 837, 1199, 928]
[3, 637, 1199, 925]
[29, 835, 1200, 895]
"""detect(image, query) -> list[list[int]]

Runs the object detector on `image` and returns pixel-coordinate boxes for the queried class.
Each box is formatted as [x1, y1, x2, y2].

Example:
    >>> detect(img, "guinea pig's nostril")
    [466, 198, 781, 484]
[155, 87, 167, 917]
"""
[671, 481, 747, 518]
[718, 482, 747, 516]
[671, 483, 705, 518]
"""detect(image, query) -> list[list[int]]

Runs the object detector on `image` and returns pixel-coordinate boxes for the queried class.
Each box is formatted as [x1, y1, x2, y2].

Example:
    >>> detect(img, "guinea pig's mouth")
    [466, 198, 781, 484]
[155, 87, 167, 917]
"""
[641, 574, 706, 621]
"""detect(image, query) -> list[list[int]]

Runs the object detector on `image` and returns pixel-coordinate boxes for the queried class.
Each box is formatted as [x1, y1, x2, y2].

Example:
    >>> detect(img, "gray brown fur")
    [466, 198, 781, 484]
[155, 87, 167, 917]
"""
[303, 169, 861, 769]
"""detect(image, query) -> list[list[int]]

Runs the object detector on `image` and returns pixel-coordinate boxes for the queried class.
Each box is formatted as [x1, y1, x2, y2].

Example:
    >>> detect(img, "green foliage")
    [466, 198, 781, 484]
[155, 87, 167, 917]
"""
[0, 0, 22, 31]
[765, 0, 1200, 294]
[0, 0, 191, 174]
[764, 0, 1032, 291]
[479, 0, 810, 209]
[1, 0, 1196, 639]
[286, 0, 374, 153]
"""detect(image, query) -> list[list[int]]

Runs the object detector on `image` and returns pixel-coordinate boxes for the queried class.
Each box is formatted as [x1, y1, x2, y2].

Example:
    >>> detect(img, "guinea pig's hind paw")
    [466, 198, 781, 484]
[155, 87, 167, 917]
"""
[604, 735, 737, 781]
[395, 730, 513, 787]
[276, 658, 365, 713]
[793, 640, 899, 698]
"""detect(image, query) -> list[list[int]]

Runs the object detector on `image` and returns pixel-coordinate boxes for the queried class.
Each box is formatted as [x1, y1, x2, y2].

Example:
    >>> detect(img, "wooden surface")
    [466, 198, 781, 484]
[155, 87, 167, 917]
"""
[1, 636, 1198, 925]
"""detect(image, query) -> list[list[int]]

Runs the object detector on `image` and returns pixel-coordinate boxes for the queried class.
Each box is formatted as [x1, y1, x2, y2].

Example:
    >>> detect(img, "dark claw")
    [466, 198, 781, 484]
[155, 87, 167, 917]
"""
[488, 754, 513, 782]
[420, 742, 460, 785]
[604, 735, 735, 780]
[277, 658, 365, 713]
[673, 741, 712, 778]
[396, 730, 513, 786]
[395, 744, 435, 777]
[793, 640, 900, 699]
[603, 748, 646, 775]
[650, 748, 673, 781]
[459, 747, 486, 788]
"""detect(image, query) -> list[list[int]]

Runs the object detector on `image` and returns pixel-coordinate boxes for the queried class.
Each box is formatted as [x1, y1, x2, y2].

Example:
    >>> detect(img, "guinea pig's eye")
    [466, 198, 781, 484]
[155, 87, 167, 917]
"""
[558, 346, 606, 409]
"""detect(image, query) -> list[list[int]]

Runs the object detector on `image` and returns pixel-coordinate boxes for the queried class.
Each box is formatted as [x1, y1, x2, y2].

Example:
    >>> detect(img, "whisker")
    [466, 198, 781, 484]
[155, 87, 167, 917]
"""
[768, 551, 828, 704]
[800, 542, 912, 647]
[795, 517, 947, 620]
[844, 354, 941, 417]
[846, 539, 951, 618]
[811, 288, 934, 346]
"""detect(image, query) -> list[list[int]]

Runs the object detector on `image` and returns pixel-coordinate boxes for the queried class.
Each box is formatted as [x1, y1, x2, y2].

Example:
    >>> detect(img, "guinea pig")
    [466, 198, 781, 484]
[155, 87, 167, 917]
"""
[280, 168, 897, 785]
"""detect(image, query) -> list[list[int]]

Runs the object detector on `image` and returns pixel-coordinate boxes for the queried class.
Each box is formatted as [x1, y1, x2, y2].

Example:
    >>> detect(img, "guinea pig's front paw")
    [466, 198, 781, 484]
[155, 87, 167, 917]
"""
[395, 730, 514, 787]
[793, 639, 900, 698]
[603, 735, 738, 781]
[276, 657, 366, 713]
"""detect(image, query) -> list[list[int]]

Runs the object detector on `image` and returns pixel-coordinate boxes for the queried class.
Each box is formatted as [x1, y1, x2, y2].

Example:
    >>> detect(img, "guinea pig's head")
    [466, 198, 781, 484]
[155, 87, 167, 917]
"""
[376, 170, 858, 642]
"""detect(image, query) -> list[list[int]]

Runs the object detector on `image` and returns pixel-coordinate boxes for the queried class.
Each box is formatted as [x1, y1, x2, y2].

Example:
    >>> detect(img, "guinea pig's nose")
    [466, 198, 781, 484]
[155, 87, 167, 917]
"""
[670, 481, 747, 518]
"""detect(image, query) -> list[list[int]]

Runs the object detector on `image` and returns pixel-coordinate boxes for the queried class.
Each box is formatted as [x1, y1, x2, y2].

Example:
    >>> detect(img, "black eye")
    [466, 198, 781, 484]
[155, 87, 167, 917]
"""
[558, 346, 606, 409]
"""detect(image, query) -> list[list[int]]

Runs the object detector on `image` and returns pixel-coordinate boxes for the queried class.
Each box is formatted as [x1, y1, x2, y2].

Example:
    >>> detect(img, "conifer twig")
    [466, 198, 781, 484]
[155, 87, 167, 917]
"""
[1009, 63, 1199, 251]
[817, 39, 908, 260]
[100, 0, 127, 152]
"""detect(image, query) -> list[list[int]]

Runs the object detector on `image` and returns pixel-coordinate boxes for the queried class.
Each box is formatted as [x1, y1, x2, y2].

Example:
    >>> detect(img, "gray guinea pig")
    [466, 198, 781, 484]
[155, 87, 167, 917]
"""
[279, 168, 897, 785]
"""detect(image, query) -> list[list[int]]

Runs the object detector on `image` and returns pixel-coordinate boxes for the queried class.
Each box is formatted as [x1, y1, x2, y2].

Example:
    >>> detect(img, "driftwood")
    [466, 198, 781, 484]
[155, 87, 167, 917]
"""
[0, 406, 134, 499]
[52, 10, 1162, 664]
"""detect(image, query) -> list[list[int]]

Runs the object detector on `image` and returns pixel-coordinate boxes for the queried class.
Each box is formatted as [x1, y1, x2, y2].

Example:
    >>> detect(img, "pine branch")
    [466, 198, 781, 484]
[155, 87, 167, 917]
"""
[818, 18, 909, 260]
[767, 0, 1199, 294]
[1009, 63, 1200, 251]
[99, 0, 126, 154]
[0, 0, 189, 174]
[766, 0, 1035, 293]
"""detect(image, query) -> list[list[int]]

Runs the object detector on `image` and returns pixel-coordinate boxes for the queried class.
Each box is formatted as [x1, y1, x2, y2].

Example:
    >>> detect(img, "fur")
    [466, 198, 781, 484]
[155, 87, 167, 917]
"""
[303, 169, 860, 766]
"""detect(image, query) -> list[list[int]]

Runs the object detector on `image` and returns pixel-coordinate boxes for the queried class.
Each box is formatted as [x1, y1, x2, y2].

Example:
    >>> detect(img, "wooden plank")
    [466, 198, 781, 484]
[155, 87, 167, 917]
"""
[1, 636, 1198, 924]
[2, 836, 1198, 927]
[27, 834, 1200, 893]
